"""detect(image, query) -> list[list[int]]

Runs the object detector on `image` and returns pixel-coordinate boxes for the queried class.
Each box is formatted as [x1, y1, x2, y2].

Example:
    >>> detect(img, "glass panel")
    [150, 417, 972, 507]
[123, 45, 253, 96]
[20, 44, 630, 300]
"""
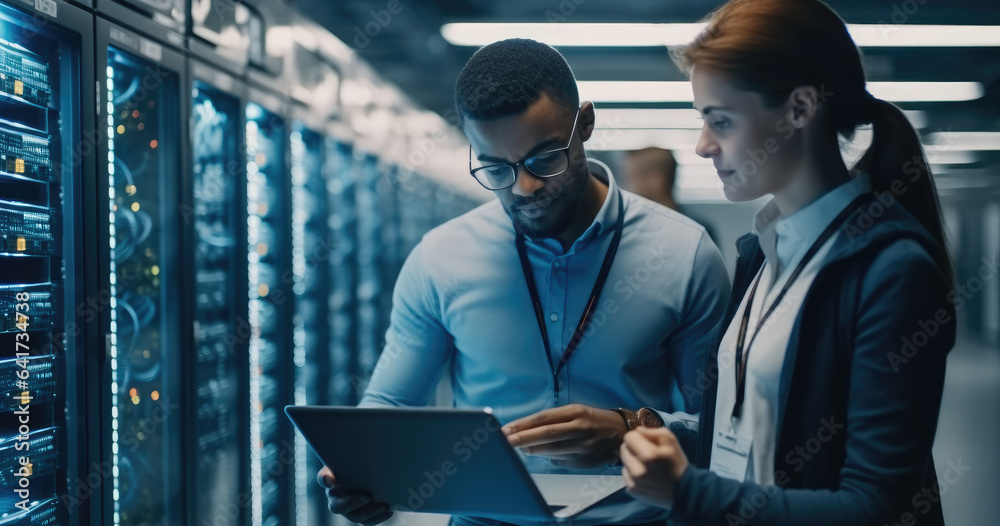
[191, 0, 250, 67]
[113, 0, 185, 29]
[290, 124, 327, 526]
[106, 46, 179, 526]
[325, 140, 357, 405]
[191, 81, 243, 526]
[356, 154, 382, 378]
[246, 102, 290, 526]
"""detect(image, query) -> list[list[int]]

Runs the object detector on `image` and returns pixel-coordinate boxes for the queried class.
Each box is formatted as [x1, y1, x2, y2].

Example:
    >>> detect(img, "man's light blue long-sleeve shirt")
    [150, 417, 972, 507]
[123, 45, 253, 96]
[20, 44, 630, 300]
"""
[359, 160, 729, 523]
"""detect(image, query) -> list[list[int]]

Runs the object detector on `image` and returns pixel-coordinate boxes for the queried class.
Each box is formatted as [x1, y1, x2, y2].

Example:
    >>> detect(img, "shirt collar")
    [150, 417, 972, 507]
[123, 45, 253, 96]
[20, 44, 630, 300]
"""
[585, 158, 621, 238]
[753, 173, 871, 276]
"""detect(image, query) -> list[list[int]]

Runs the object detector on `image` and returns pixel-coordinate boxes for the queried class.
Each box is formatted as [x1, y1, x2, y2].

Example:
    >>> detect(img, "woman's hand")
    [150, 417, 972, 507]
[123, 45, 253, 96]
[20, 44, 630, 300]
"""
[620, 426, 689, 509]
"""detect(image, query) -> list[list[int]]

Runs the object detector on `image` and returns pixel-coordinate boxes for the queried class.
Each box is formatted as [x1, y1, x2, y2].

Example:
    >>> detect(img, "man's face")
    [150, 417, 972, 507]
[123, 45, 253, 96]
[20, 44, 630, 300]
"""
[464, 94, 596, 239]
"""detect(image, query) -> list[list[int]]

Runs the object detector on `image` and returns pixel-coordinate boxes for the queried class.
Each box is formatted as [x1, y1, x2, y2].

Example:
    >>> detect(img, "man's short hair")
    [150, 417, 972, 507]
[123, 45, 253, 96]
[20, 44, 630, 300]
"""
[454, 38, 580, 125]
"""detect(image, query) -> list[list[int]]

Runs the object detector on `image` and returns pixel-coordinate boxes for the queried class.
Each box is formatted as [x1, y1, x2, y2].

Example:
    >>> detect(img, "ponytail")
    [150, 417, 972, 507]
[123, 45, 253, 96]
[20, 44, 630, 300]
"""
[676, 0, 954, 283]
[853, 97, 954, 284]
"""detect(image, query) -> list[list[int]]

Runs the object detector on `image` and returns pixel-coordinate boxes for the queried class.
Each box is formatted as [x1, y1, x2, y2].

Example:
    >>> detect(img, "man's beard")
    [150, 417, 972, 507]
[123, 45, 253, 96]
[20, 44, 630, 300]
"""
[508, 200, 576, 239]
[506, 166, 589, 240]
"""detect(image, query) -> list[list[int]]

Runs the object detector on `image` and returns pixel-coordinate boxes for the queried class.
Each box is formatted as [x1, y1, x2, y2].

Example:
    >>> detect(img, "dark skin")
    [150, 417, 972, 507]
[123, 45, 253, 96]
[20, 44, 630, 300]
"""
[318, 94, 632, 525]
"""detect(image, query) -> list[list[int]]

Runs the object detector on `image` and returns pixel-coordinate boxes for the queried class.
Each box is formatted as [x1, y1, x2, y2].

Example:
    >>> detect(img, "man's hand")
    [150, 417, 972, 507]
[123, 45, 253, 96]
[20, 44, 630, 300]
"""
[501, 404, 628, 468]
[317, 466, 393, 526]
[619, 426, 689, 509]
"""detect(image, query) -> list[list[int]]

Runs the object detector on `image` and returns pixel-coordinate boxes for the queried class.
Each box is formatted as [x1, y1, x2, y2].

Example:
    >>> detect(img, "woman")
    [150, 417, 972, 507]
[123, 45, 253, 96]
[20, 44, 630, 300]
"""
[618, 0, 956, 525]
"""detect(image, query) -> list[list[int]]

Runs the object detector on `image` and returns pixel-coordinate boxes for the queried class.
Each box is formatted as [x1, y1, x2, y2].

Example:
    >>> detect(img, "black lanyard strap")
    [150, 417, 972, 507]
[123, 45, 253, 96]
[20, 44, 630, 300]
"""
[516, 190, 625, 403]
[731, 193, 873, 420]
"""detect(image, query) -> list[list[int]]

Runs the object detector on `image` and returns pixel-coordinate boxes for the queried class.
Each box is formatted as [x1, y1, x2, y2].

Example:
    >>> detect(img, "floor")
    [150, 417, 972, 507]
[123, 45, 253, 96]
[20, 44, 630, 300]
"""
[933, 336, 1000, 526]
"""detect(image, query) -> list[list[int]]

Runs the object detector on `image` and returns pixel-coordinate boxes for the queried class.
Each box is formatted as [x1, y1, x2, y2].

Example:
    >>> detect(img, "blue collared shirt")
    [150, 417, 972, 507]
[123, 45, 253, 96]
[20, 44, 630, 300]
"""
[360, 160, 729, 521]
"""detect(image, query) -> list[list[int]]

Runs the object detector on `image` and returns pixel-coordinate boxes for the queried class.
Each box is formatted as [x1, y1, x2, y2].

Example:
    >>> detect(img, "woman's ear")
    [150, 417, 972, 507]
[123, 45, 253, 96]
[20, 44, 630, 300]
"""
[579, 100, 597, 142]
[785, 86, 821, 129]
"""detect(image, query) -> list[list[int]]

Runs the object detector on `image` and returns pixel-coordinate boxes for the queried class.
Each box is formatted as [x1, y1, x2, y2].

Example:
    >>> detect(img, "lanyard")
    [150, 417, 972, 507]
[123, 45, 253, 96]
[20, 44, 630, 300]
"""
[515, 191, 625, 404]
[731, 194, 872, 420]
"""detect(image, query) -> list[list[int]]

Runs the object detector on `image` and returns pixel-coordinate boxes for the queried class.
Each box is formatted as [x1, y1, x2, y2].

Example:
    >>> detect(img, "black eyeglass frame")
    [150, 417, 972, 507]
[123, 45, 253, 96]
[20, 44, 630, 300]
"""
[468, 107, 583, 191]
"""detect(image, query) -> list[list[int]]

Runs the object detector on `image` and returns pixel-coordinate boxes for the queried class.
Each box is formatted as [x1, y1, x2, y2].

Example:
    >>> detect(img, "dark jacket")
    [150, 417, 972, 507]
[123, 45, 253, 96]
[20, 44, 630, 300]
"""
[670, 198, 956, 526]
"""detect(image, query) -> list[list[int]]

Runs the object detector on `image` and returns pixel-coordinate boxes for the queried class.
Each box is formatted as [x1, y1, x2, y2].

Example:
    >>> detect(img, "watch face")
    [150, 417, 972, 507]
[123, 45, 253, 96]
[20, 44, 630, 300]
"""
[636, 408, 665, 428]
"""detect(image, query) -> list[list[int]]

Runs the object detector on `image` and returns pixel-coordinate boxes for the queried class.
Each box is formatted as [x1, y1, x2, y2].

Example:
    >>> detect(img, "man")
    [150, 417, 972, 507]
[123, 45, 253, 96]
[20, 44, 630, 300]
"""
[623, 147, 681, 211]
[318, 39, 729, 526]
[624, 147, 717, 243]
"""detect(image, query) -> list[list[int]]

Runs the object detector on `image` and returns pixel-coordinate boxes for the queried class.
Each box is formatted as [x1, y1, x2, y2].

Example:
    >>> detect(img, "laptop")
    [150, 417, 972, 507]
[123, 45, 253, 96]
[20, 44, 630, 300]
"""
[285, 405, 627, 521]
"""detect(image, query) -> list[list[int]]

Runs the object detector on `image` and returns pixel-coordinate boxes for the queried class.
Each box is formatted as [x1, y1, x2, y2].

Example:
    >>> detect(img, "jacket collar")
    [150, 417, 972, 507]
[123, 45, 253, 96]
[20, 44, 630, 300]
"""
[730, 196, 947, 451]
[734, 199, 943, 283]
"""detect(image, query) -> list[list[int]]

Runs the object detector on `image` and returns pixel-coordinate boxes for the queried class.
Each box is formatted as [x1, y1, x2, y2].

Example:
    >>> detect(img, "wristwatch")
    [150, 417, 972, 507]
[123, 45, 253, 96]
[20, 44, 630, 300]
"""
[613, 407, 666, 431]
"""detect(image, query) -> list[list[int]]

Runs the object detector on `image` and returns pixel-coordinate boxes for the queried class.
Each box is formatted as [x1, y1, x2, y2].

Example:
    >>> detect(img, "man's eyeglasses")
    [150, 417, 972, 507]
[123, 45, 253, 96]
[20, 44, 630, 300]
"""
[468, 108, 581, 191]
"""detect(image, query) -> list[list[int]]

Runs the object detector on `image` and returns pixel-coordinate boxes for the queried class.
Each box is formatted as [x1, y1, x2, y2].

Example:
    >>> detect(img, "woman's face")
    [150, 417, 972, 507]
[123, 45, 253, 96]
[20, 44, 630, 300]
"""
[691, 65, 804, 202]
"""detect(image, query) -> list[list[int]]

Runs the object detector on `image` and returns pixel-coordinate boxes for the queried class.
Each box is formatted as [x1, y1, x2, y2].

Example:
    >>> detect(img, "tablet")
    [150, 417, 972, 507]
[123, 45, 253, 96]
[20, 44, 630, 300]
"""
[285, 405, 626, 521]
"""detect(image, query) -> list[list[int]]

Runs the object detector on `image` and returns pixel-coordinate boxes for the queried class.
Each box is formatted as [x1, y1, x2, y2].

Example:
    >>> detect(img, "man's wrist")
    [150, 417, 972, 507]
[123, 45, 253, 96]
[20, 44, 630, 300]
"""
[612, 407, 637, 433]
[612, 407, 665, 431]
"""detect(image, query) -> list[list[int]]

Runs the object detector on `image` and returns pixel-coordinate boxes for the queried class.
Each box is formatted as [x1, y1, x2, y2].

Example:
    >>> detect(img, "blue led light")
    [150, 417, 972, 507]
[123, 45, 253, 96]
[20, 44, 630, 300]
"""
[106, 62, 121, 526]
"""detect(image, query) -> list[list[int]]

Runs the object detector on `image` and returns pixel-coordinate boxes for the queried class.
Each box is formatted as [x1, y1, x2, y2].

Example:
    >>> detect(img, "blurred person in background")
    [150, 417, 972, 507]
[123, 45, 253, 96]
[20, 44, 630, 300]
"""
[618, 1, 956, 525]
[623, 147, 717, 243]
[624, 147, 681, 211]
[318, 38, 731, 526]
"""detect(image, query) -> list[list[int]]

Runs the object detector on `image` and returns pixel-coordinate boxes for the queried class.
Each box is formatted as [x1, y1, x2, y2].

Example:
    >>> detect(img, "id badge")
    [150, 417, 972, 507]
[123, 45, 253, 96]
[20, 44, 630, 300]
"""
[709, 430, 752, 482]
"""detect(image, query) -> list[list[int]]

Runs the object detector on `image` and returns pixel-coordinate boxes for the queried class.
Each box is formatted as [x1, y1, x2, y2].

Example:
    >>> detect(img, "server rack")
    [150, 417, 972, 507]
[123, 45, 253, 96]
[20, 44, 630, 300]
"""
[188, 0, 251, 77]
[396, 169, 436, 260]
[289, 114, 329, 526]
[245, 87, 293, 526]
[325, 139, 359, 406]
[96, 17, 186, 526]
[186, 59, 249, 526]
[240, 1, 296, 522]
[0, 1, 95, 525]
[355, 153, 383, 381]
[95, 0, 186, 51]
[376, 164, 401, 352]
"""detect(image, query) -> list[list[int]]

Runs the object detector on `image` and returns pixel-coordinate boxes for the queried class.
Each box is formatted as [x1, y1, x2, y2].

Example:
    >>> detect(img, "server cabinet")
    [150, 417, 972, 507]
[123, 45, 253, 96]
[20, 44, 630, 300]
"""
[95, 0, 186, 51]
[0, 1, 95, 524]
[189, 0, 251, 77]
[324, 139, 358, 406]
[245, 89, 292, 526]
[396, 170, 435, 260]
[289, 119, 328, 526]
[96, 18, 185, 526]
[376, 164, 401, 352]
[186, 59, 249, 526]
[355, 153, 383, 381]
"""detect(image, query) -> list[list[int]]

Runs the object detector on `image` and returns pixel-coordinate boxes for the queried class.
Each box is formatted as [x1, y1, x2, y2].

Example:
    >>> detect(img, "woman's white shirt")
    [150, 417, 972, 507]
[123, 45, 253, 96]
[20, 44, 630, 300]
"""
[710, 174, 870, 484]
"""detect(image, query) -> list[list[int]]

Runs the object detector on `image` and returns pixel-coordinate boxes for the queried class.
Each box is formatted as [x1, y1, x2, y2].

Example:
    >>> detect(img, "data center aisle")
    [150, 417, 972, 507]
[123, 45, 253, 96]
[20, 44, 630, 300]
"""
[934, 337, 1000, 526]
